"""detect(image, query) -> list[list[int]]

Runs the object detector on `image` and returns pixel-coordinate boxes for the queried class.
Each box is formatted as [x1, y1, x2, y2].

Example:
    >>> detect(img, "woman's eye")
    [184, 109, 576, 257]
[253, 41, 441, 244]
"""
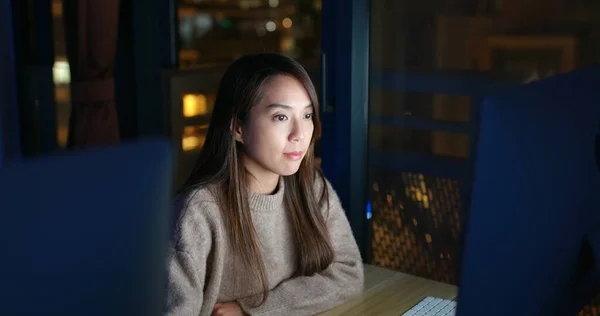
[274, 114, 288, 121]
[304, 113, 314, 119]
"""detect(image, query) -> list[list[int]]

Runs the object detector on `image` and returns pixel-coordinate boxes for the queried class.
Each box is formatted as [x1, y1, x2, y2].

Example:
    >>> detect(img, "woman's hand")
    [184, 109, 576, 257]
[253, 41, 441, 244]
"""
[212, 302, 247, 316]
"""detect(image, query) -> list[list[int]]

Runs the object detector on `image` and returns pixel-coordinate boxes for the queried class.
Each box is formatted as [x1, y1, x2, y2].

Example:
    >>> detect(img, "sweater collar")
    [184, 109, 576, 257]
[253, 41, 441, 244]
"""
[247, 177, 285, 211]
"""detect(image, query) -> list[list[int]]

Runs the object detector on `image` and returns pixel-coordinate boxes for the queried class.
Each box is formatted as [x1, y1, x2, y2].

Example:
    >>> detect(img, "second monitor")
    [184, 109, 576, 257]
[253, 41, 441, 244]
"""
[458, 66, 600, 315]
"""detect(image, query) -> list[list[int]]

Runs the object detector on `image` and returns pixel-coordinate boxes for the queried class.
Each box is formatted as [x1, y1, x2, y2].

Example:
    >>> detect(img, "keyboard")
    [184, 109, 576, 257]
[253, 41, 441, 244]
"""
[401, 296, 457, 316]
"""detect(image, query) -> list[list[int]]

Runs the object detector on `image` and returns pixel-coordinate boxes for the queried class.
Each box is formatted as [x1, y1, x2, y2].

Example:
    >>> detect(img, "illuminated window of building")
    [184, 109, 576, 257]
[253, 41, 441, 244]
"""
[182, 94, 208, 117]
[52, 60, 71, 85]
[182, 125, 208, 152]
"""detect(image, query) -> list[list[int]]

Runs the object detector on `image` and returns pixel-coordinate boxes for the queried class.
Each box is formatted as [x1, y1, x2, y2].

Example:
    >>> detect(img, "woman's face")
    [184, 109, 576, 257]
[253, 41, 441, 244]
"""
[234, 75, 315, 188]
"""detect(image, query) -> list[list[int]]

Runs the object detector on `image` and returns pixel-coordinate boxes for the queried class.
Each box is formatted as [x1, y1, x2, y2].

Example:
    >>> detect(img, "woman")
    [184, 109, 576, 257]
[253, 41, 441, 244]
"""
[166, 53, 364, 316]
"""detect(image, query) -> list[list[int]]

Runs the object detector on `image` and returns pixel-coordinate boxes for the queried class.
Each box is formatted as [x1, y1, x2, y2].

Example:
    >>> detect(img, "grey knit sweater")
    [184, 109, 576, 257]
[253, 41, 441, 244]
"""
[164, 177, 364, 316]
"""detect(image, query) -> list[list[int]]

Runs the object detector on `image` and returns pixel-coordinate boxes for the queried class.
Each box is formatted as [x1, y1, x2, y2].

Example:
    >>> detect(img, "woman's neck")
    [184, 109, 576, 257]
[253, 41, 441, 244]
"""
[247, 173, 280, 195]
[242, 155, 281, 194]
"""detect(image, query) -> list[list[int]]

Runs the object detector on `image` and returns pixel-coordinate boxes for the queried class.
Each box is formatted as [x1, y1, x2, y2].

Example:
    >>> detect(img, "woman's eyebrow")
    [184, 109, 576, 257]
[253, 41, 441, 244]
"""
[266, 103, 313, 109]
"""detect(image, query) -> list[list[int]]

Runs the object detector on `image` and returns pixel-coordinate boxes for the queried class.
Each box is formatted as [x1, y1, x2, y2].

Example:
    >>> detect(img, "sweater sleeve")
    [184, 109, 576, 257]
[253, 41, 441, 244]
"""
[164, 199, 214, 316]
[238, 179, 364, 316]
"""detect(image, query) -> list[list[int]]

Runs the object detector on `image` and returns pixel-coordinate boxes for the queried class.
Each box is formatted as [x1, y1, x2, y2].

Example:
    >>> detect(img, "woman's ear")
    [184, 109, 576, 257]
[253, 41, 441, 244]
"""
[230, 119, 244, 144]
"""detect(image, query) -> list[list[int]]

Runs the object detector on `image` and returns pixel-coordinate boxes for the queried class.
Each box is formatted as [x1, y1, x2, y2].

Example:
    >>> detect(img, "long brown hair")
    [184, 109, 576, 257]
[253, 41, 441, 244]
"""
[179, 54, 334, 305]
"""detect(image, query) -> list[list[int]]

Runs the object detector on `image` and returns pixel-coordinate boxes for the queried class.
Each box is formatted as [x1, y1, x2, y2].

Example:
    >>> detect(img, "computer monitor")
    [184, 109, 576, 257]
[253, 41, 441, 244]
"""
[0, 139, 174, 316]
[457, 66, 600, 315]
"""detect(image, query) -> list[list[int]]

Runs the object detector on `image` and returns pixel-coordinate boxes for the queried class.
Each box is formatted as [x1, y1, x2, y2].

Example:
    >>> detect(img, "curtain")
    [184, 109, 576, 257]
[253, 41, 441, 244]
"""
[63, 0, 120, 147]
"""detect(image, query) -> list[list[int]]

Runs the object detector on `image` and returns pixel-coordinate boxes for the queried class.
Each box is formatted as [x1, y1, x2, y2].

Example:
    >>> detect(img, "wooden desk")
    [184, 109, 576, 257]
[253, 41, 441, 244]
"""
[320, 264, 458, 316]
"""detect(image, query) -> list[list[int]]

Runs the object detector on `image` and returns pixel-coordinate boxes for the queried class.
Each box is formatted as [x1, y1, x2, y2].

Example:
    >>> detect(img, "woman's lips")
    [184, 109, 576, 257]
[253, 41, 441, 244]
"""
[284, 151, 303, 160]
